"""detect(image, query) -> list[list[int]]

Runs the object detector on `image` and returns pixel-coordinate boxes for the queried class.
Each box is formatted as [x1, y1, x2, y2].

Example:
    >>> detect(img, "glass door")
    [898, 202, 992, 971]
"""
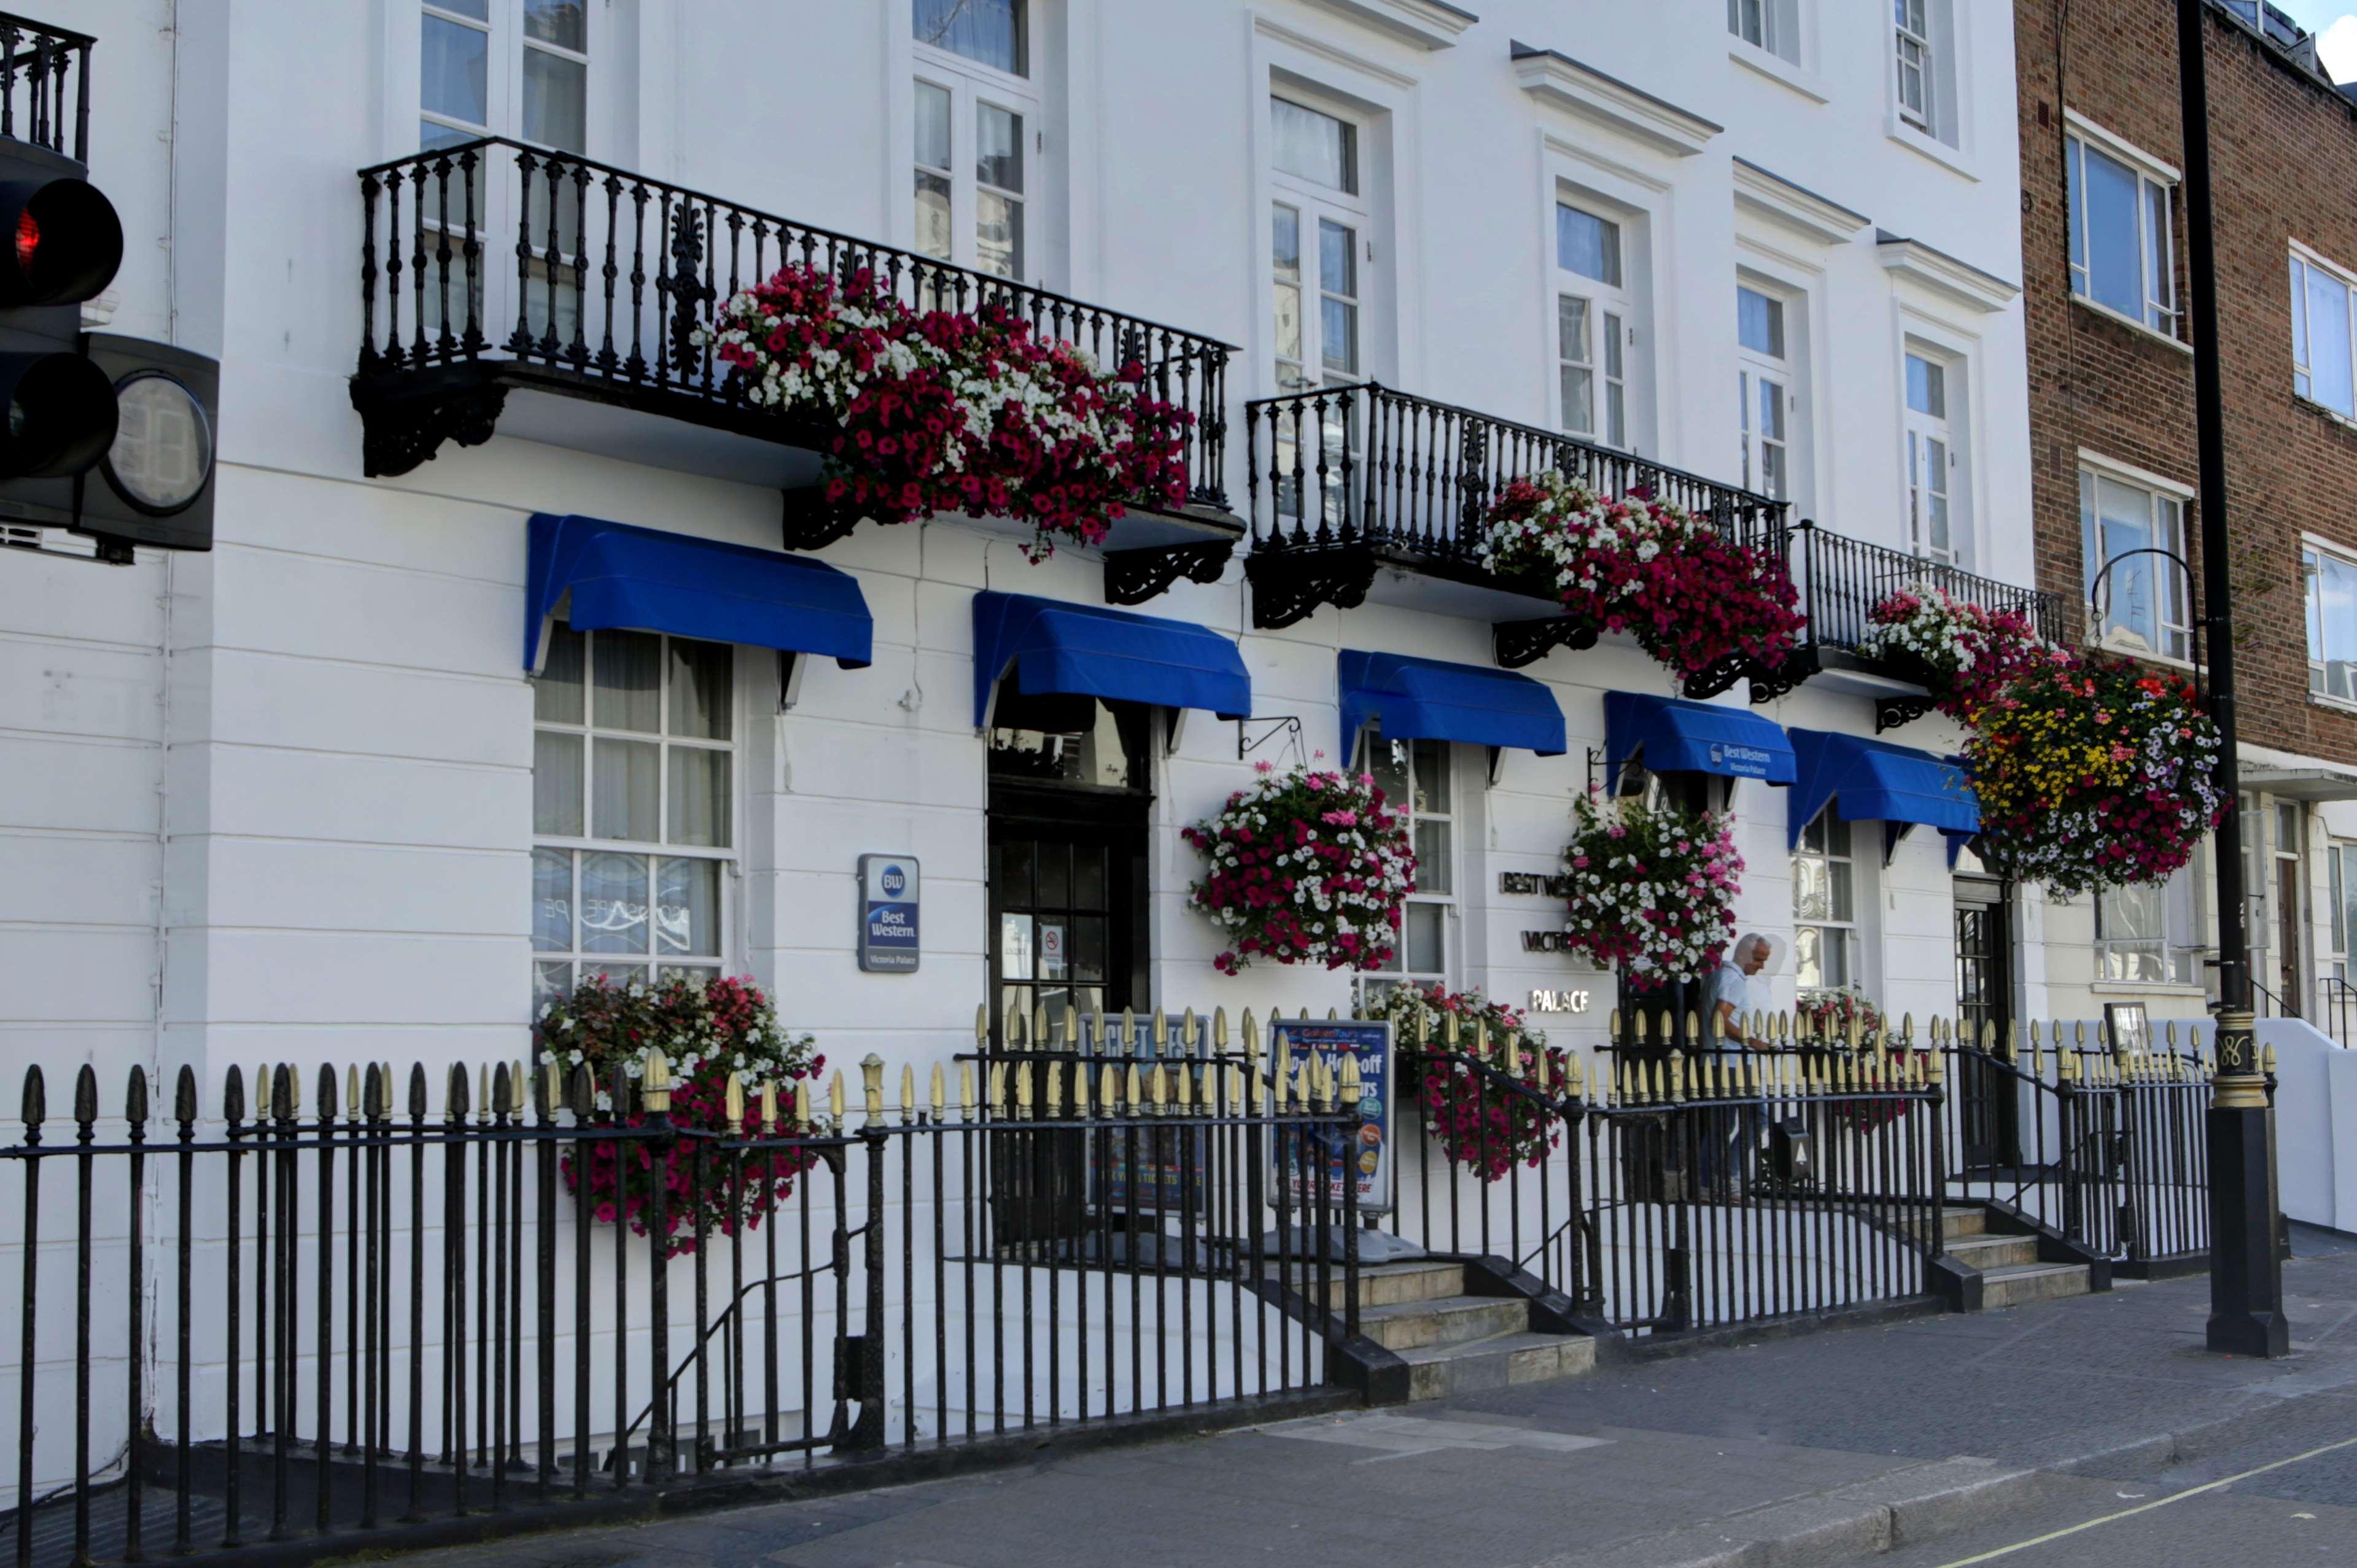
[1954, 873, 2017, 1173]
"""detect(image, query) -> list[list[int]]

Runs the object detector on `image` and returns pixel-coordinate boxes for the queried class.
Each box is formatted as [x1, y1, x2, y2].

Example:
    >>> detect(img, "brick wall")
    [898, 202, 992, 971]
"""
[2017, 0, 2357, 767]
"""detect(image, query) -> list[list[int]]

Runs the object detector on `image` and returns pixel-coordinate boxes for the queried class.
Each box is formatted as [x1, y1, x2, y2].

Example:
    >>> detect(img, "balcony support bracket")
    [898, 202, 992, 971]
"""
[1747, 648, 1820, 705]
[1105, 540, 1235, 605]
[779, 489, 863, 553]
[351, 375, 509, 479]
[1874, 695, 1936, 734]
[1682, 652, 1753, 702]
[1245, 544, 1375, 630]
[1493, 616, 1599, 670]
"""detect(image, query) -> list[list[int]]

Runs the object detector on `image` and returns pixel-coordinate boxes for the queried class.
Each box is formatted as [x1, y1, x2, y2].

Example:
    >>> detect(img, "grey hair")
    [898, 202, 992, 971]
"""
[1734, 933, 1769, 963]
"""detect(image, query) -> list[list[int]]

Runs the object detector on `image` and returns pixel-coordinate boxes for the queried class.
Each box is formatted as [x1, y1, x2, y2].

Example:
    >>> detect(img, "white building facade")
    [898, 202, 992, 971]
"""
[6, 0, 2046, 1106]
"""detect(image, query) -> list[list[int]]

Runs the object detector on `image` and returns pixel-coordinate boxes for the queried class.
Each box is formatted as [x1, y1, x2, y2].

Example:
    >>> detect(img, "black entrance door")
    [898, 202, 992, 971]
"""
[985, 693, 1151, 1249]
[1953, 876, 2016, 1172]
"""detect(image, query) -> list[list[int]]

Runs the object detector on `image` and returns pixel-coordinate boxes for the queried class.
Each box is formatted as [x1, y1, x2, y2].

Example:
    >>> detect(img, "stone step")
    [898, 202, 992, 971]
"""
[1979, 1261, 2094, 1310]
[1943, 1205, 1987, 1241]
[1272, 1259, 1467, 1310]
[1946, 1232, 2041, 1271]
[1397, 1330, 1598, 1401]
[1357, 1294, 1531, 1353]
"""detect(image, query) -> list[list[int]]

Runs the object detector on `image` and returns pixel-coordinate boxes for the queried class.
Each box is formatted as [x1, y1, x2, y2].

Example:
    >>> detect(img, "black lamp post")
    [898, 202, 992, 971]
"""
[2175, 0, 2288, 1359]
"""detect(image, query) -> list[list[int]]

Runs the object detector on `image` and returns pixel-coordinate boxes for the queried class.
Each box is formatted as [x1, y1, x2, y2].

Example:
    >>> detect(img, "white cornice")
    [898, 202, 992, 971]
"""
[1731, 159, 1870, 246]
[1876, 233, 2020, 314]
[1509, 42, 1719, 157]
[1292, 0, 1477, 50]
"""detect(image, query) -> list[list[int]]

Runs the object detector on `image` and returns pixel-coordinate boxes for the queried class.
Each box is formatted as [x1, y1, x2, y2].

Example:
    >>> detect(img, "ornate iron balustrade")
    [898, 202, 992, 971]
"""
[1240, 383, 1785, 629]
[0, 12, 91, 161]
[350, 138, 1232, 525]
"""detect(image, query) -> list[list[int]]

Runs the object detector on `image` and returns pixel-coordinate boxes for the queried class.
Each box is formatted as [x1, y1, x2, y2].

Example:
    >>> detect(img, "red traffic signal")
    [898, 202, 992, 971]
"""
[0, 174, 120, 308]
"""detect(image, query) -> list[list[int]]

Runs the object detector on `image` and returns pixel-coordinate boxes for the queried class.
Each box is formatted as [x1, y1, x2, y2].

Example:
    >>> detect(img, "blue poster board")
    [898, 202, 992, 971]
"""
[1272, 1019, 1394, 1216]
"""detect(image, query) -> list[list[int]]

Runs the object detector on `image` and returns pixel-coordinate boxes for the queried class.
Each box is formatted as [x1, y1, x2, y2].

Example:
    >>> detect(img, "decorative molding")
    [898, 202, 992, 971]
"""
[1103, 539, 1235, 605]
[1244, 543, 1376, 629]
[1875, 231, 2020, 314]
[1509, 41, 1720, 157]
[1253, 15, 1419, 90]
[1732, 158, 1870, 246]
[1291, 0, 1476, 52]
[352, 381, 507, 478]
[1493, 615, 1598, 670]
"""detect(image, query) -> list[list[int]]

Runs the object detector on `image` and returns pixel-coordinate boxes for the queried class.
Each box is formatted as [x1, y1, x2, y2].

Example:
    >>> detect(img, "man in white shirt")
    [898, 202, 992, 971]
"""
[1712, 933, 1773, 1054]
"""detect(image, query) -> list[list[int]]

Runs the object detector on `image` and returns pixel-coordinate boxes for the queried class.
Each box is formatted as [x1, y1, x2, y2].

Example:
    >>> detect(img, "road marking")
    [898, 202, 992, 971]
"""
[1932, 1432, 2357, 1566]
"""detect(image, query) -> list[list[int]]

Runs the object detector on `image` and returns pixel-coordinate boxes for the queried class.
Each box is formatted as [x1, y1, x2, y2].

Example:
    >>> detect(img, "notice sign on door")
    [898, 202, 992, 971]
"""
[857, 855, 920, 972]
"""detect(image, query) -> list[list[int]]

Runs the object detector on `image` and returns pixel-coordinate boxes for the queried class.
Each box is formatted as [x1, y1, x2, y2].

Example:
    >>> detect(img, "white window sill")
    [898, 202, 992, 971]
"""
[2310, 690, 2357, 716]
[1728, 41, 1829, 104]
[2070, 293, 2194, 356]
[2089, 982, 2208, 997]
[2087, 631, 2199, 673]
[2294, 390, 2357, 434]
[1886, 115, 1978, 182]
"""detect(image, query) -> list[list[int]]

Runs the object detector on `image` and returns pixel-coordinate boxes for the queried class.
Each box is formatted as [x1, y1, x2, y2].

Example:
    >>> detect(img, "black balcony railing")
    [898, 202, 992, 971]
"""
[0, 12, 91, 161]
[351, 138, 1231, 519]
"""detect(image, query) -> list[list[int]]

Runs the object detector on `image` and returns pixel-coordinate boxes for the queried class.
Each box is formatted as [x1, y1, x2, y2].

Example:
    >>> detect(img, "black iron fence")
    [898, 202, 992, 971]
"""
[1241, 383, 1784, 565]
[1776, 517, 2068, 658]
[0, 12, 88, 162]
[0, 1046, 1358, 1568]
[352, 138, 1231, 508]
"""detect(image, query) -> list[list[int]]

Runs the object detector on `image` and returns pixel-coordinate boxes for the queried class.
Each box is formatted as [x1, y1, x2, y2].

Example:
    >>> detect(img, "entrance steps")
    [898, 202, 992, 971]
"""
[1337, 1259, 1596, 1400]
[1939, 1204, 2097, 1309]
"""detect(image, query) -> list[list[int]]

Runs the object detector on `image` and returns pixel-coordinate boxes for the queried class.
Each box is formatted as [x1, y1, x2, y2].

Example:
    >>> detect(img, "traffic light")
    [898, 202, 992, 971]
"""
[0, 136, 216, 559]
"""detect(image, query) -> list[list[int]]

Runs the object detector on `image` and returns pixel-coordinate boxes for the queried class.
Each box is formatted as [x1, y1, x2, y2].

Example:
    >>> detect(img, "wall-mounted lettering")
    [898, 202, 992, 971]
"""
[1500, 872, 1576, 898]
[1529, 988, 1592, 1014]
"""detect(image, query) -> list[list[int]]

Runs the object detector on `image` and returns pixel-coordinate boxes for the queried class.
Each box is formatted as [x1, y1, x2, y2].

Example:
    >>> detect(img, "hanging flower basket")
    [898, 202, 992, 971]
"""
[1475, 471, 1806, 681]
[1377, 983, 1568, 1180]
[1181, 762, 1415, 974]
[541, 973, 823, 1257]
[1860, 586, 2065, 720]
[698, 263, 1194, 560]
[1963, 655, 2224, 898]
[1558, 788, 1744, 992]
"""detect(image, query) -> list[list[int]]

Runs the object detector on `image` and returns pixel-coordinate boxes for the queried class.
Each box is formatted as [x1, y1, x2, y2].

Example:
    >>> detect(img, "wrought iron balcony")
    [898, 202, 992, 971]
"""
[1238, 383, 1785, 678]
[1759, 518, 2068, 728]
[351, 138, 1235, 562]
[0, 11, 93, 161]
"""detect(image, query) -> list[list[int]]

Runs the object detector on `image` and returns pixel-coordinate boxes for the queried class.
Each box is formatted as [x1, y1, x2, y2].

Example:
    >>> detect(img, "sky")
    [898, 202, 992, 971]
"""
[2271, 1, 2357, 81]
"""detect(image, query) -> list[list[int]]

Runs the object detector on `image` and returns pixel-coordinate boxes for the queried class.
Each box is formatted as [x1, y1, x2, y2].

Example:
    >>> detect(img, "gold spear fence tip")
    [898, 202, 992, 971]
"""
[1127, 1063, 1145, 1111]
[901, 1063, 917, 1121]
[974, 1003, 988, 1044]
[1073, 1058, 1091, 1115]
[828, 1069, 845, 1123]
[1213, 1006, 1229, 1047]
[930, 1062, 946, 1115]
[1100, 1062, 1119, 1113]
[958, 1061, 977, 1114]
[724, 1072, 745, 1133]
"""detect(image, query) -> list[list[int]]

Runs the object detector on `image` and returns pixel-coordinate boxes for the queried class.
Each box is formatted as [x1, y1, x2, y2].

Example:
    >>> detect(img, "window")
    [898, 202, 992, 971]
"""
[1728, 0, 1800, 64]
[1270, 92, 1368, 528]
[2095, 861, 2201, 986]
[2292, 250, 2357, 418]
[2082, 468, 2191, 661]
[914, 0, 1035, 281]
[2331, 842, 2357, 978]
[1893, 0, 1933, 133]
[1361, 728, 1453, 1000]
[2067, 134, 2176, 336]
[1904, 351, 1956, 564]
[1558, 201, 1629, 449]
[530, 624, 735, 1012]
[1793, 811, 1855, 992]
[1737, 284, 1790, 500]
[2307, 543, 2357, 701]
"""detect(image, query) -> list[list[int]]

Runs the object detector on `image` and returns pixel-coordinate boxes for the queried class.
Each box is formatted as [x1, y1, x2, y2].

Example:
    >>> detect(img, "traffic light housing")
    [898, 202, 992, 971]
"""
[0, 136, 216, 557]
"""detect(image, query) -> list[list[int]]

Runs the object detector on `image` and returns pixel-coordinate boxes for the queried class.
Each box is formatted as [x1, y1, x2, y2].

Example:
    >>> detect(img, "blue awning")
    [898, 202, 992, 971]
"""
[525, 514, 873, 672]
[1604, 691, 1795, 788]
[1338, 651, 1567, 756]
[1787, 729, 1979, 848]
[972, 591, 1251, 727]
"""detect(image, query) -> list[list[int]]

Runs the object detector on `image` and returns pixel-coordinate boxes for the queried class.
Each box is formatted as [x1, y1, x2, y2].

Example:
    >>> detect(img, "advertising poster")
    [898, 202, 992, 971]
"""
[1272, 1019, 1394, 1216]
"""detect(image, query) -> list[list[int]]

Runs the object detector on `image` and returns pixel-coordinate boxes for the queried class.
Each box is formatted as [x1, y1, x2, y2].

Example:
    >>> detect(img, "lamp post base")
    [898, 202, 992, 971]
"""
[2205, 1090, 2289, 1358]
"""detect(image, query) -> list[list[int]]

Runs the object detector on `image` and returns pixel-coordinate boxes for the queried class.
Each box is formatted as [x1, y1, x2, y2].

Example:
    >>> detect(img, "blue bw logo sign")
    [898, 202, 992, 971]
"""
[858, 855, 921, 973]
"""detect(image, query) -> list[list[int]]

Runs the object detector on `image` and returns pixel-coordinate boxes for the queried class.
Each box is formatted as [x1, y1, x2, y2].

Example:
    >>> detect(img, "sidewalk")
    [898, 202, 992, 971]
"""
[402, 1230, 2357, 1568]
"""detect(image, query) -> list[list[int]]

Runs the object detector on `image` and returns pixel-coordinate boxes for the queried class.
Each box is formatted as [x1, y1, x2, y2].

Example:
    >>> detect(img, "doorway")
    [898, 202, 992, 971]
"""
[2276, 801, 2304, 1017]
[1953, 871, 2016, 1173]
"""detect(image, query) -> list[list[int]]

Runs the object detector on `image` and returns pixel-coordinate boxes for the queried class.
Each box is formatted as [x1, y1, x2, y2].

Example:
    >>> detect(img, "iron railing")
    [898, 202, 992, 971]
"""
[0, 13, 88, 163]
[1241, 382, 1784, 569]
[1777, 517, 2068, 659]
[352, 138, 1232, 509]
[2320, 977, 2357, 1046]
[0, 1044, 1357, 1568]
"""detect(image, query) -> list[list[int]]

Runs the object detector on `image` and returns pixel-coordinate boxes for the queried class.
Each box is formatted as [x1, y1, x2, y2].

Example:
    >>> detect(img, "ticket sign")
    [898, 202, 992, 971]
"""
[857, 855, 920, 972]
[1272, 1019, 1394, 1216]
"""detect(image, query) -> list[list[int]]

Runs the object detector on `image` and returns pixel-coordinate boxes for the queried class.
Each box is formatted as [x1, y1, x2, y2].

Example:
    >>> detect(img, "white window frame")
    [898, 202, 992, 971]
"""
[2305, 535, 2357, 705]
[1736, 281, 1793, 502]
[530, 624, 743, 1015]
[1354, 726, 1457, 1002]
[913, 4, 1041, 284]
[1893, 0, 1935, 134]
[2080, 455, 2194, 665]
[1728, 0, 1801, 64]
[1903, 347, 1959, 565]
[2291, 244, 2357, 421]
[1793, 809, 1858, 995]
[1268, 91, 1369, 397]
[2065, 123, 2179, 339]
[2094, 858, 2203, 989]
[1555, 197, 1632, 451]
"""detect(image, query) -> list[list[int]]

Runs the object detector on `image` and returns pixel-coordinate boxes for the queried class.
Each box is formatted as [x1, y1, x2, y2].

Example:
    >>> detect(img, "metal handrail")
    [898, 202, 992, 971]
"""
[0, 11, 92, 161]
[1775, 515, 2068, 659]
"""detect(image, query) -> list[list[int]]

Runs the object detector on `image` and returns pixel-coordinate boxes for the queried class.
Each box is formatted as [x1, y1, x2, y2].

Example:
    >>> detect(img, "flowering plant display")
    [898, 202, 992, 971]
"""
[1558, 788, 1745, 990]
[1963, 655, 2224, 898]
[540, 973, 823, 1257]
[1795, 985, 1887, 1050]
[1859, 586, 2063, 719]
[1181, 762, 1416, 975]
[699, 263, 1192, 559]
[1795, 987, 1930, 1132]
[1475, 471, 1806, 681]
[1379, 982, 1570, 1180]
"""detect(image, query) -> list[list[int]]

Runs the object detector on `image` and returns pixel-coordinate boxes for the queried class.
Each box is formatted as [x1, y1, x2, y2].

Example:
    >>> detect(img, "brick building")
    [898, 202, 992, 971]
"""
[2019, 0, 2357, 1031]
